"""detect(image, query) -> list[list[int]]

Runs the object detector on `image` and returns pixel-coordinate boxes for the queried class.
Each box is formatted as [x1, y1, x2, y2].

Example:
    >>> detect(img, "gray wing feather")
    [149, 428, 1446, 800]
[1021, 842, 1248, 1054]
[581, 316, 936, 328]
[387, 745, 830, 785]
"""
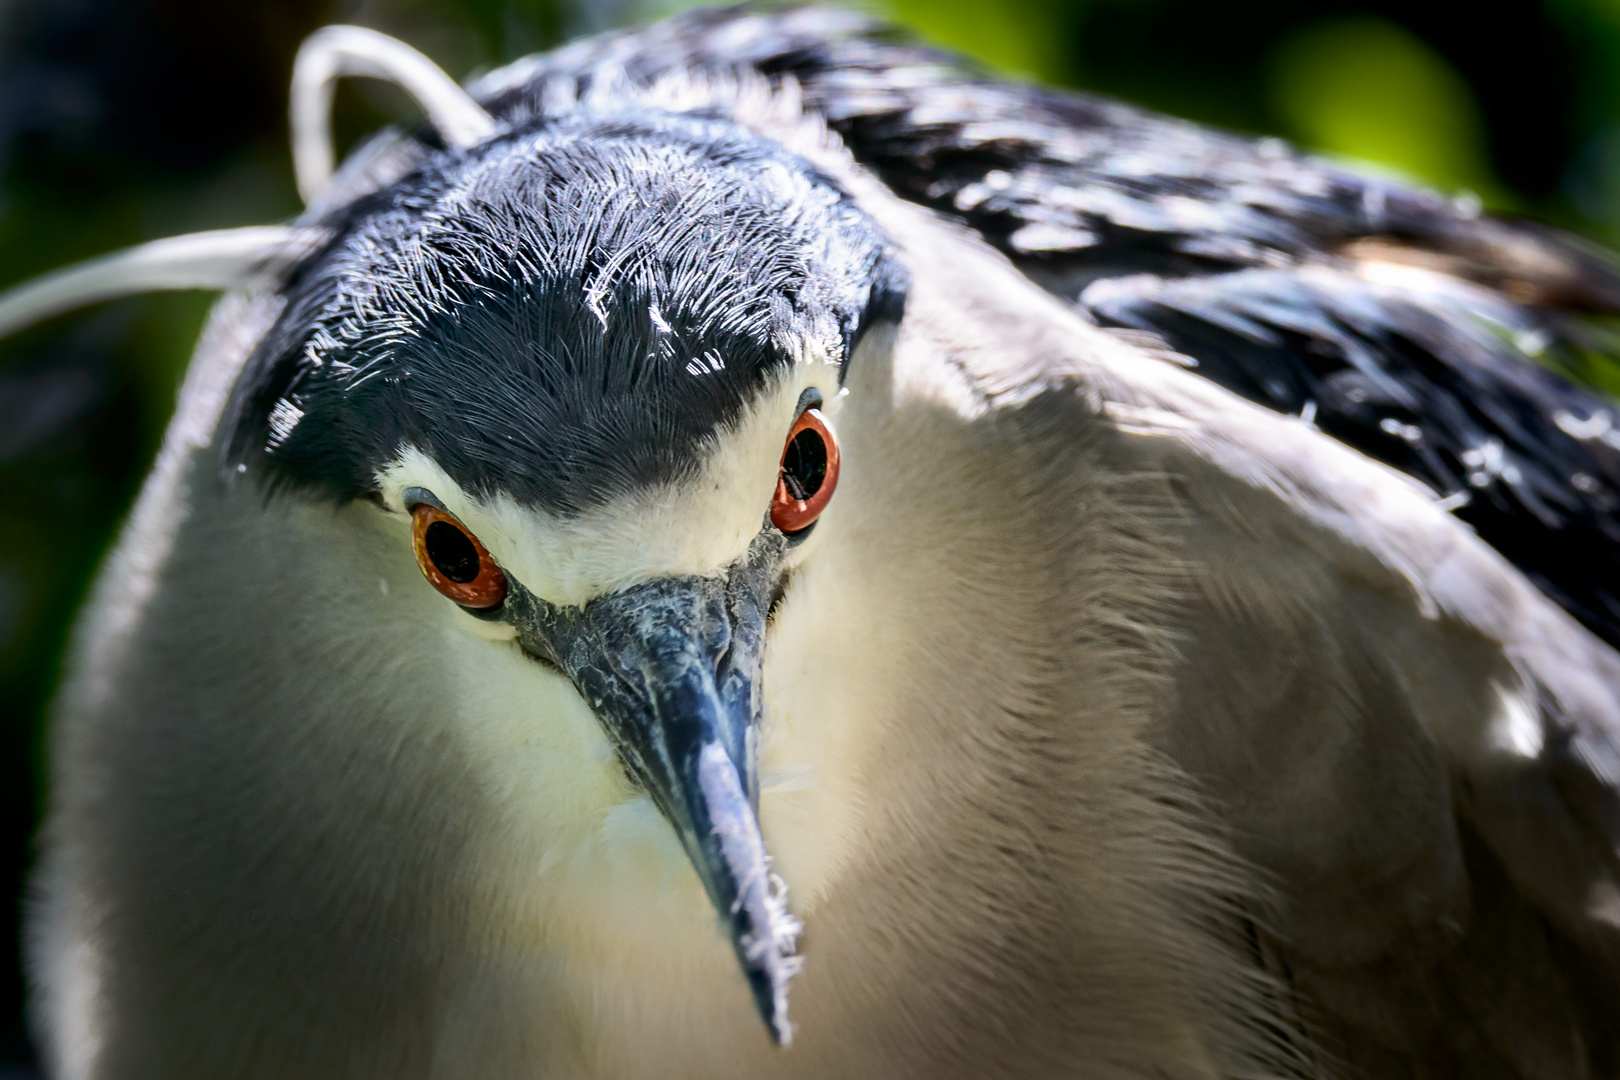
[876, 186, 1620, 1076]
[1152, 405, 1620, 1077]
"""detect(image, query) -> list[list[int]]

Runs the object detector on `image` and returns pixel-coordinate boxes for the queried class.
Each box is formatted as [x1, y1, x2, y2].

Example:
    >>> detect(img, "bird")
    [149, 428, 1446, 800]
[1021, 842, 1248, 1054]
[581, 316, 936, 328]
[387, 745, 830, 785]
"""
[4, 5, 1620, 1078]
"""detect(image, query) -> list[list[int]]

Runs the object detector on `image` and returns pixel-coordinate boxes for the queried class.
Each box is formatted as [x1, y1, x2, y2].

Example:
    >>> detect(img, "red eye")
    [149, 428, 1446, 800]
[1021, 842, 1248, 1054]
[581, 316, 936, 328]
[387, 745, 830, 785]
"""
[411, 504, 508, 610]
[770, 407, 840, 534]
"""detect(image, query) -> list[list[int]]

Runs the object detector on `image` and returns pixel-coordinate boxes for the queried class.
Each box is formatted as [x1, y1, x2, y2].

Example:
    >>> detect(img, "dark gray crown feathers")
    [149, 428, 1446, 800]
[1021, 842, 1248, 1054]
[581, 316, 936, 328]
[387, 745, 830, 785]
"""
[228, 106, 904, 512]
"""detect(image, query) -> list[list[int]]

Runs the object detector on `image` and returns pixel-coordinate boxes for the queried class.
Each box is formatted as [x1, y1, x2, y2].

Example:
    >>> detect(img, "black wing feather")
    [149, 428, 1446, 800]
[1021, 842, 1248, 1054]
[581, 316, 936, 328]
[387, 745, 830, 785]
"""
[1083, 266, 1620, 643]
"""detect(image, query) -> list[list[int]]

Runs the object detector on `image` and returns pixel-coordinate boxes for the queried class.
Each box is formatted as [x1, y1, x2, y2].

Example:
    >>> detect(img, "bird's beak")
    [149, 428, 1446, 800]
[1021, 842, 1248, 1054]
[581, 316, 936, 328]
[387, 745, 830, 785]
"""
[503, 531, 799, 1044]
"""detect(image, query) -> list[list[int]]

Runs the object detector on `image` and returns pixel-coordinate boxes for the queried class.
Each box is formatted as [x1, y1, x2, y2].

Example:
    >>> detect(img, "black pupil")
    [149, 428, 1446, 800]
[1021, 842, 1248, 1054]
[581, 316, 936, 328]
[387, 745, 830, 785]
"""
[781, 428, 828, 501]
[425, 521, 482, 583]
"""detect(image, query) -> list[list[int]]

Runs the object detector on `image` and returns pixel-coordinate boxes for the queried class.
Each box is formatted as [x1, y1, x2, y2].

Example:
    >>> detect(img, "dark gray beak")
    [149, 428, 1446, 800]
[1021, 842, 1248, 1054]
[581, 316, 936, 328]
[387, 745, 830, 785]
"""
[503, 531, 799, 1044]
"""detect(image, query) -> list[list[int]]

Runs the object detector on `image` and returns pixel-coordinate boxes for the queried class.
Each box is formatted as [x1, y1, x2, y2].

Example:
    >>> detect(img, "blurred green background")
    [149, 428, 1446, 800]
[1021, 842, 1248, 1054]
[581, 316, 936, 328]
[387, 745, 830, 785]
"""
[0, 0, 1618, 1070]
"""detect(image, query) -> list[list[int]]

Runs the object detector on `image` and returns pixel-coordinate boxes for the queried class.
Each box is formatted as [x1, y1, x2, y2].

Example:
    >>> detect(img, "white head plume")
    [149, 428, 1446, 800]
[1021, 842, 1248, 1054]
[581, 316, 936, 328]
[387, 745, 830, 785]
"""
[290, 25, 499, 203]
[0, 226, 323, 342]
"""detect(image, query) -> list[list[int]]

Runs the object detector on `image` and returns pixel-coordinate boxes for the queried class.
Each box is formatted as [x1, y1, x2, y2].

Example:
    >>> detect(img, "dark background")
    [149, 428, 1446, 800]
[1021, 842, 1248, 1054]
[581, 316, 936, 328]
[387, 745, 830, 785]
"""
[1, 0, 1617, 1071]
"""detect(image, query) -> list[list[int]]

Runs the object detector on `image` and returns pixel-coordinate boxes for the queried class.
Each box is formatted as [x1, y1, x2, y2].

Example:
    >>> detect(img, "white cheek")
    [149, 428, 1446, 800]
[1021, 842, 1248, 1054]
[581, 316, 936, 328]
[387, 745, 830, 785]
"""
[439, 611, 718, 954]
[442, 629, 620, 822]
[756, 551, 887, 914]
[596, 797, 713, 904]
[455, 608, 518, 642]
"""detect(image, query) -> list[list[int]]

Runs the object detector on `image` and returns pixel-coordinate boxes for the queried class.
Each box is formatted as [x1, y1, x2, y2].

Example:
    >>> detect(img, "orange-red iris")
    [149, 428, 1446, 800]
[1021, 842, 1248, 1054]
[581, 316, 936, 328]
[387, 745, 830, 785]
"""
[411, 504, 508, 609]
[770, 407, 839, 534]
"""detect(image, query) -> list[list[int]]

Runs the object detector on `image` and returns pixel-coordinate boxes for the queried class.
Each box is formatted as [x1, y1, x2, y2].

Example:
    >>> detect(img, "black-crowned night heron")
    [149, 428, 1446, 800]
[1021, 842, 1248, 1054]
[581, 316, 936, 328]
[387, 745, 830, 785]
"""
[6, 7, 1620, 1078]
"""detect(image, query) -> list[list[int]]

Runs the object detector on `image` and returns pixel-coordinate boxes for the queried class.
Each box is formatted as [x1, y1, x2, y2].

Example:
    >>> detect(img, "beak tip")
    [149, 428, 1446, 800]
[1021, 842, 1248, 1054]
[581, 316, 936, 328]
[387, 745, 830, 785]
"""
[748, 962, 798, 1046]
[737, 898, 802, 1046]
[696, 742, 806, 1044]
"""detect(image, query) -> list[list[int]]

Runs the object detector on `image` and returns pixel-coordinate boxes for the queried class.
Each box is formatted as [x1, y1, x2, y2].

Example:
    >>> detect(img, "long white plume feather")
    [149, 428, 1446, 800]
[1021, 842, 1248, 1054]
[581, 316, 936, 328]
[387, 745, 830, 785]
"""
[290, 25, 498, 203]
[0, 226, 324, 342]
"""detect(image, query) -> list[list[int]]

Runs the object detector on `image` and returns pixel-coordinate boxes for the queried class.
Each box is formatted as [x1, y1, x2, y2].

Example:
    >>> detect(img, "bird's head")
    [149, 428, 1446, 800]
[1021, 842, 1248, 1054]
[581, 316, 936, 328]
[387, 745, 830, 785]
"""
[221, 107, 904, 1044]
